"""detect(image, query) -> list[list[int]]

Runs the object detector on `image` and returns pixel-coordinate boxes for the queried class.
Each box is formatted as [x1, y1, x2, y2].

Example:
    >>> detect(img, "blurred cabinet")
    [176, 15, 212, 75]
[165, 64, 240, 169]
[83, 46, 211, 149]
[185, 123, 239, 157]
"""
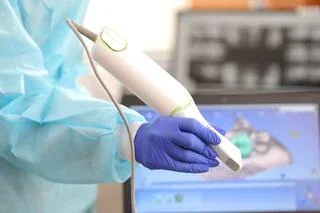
[191, 0, 320, 10]
[191, 0, 253, 10]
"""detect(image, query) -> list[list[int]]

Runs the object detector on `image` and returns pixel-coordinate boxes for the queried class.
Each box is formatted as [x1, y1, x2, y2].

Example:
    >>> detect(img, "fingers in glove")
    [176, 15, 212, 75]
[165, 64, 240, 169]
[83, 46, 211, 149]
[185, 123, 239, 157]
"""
[211, 124, 226, 135]
[167, 145, 219, 167]
[168, 160, 210, 173]
[173, 132, 218, 160]
[178, 118, 221, 145]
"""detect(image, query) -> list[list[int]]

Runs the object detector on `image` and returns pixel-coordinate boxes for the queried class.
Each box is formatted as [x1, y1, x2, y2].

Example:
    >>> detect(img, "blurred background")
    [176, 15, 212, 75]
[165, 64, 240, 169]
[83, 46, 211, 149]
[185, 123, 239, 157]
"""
[79, 0, 320, 212]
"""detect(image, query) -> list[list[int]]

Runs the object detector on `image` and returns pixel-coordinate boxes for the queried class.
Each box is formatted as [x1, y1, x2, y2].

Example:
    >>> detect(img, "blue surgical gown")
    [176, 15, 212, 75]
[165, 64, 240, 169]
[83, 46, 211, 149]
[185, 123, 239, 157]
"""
[0, 0, 145, 212]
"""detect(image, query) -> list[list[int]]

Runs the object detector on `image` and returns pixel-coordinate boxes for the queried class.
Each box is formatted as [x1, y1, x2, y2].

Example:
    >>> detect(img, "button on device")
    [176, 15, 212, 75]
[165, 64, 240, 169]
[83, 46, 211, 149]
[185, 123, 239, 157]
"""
[100, 27, 127, 51]
[226, 158, 240, 171]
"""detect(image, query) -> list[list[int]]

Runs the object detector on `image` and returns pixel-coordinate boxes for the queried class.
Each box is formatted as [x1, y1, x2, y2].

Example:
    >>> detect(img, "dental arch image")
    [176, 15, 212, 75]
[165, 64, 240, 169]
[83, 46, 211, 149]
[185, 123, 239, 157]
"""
[202, 116, 292, 180]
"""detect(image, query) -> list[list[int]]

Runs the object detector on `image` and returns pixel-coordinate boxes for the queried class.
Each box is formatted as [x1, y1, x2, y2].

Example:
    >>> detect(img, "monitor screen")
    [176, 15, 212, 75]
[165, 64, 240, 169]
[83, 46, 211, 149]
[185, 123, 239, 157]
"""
[131, 104, 320, 212]
[174, 12, 320, 92]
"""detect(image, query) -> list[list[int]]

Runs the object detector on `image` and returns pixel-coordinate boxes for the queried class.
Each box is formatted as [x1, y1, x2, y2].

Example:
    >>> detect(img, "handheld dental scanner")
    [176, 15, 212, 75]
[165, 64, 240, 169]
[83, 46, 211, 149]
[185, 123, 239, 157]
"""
[73, 22, 243, 171]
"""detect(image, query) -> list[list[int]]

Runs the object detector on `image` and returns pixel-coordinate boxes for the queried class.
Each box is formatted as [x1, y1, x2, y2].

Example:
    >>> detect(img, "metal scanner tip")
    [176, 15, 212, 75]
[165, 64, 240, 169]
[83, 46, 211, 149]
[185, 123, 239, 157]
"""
[66, 19, 98, 42]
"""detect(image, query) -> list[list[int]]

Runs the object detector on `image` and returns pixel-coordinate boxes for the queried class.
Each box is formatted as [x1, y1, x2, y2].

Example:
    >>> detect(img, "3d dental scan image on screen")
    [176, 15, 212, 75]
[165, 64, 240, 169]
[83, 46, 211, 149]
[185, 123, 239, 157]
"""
[131, 103, 320, 212]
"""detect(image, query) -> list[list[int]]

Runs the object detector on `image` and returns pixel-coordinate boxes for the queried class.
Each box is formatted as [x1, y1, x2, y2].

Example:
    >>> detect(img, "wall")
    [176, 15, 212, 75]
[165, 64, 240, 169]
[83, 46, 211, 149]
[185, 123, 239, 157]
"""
[84, 0, 189, 52]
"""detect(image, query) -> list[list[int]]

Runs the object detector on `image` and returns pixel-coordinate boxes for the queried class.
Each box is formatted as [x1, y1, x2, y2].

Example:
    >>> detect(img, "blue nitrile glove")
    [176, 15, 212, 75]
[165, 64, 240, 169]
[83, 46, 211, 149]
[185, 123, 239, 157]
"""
[134, 116, 224, 173]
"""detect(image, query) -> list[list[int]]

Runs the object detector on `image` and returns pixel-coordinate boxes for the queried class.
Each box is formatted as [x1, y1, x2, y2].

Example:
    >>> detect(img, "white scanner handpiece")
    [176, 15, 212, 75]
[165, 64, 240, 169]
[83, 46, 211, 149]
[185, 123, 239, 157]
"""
[91, 27, 243, 171]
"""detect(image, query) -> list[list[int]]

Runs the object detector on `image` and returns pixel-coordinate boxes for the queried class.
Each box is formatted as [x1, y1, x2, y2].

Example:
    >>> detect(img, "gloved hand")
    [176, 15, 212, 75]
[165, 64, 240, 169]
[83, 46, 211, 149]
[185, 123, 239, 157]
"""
[134, 116, 224, 173]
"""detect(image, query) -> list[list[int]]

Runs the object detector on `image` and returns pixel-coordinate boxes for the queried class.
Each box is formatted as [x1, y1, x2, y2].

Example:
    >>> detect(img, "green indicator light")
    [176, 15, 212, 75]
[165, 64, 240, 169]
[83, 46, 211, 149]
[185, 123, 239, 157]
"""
[100, 27, 127, 52]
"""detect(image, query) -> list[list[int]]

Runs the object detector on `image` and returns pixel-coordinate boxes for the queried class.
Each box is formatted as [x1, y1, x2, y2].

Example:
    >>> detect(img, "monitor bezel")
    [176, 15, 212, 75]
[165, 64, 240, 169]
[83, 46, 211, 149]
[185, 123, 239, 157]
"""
[122, 89, 320, 213]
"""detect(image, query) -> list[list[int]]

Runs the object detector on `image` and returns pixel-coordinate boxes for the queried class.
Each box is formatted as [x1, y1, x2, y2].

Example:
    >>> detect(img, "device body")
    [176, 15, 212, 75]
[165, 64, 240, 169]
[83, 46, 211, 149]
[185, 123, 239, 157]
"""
[91, 27, 243, 171]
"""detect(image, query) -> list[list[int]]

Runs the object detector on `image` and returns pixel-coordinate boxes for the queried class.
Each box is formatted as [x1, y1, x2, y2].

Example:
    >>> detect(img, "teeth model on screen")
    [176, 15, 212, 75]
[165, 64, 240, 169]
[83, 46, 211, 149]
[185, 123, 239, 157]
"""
[73, 23, 243, 171]
[202, 116, 292, 180]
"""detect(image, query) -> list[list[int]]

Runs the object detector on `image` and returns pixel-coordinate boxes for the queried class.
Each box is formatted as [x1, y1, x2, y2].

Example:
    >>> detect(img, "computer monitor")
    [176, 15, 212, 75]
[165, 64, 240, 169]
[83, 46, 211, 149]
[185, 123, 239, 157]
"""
[173, 11, 320, 92]
[122, 90, 320, 213]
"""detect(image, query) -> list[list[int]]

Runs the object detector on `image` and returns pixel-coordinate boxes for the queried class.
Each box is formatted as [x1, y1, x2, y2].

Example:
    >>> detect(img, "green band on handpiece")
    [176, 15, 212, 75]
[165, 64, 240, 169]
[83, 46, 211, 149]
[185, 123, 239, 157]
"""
[169, 98, 192, 116]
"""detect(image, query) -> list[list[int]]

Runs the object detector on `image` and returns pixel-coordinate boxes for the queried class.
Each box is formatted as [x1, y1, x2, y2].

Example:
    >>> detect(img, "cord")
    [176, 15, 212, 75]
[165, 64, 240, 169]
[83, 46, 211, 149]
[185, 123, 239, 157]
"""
[66, 19, 137, 213]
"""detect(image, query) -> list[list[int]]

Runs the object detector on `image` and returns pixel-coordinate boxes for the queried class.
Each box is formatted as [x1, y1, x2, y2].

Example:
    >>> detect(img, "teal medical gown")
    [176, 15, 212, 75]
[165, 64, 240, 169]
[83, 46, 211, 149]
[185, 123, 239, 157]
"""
[0, 1, 145, 212]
